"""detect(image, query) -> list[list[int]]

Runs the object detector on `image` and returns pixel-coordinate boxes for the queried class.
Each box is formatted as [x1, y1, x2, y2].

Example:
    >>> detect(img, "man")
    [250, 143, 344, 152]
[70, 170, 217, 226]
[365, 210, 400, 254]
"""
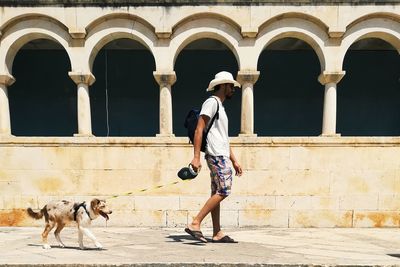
[185, 71, 243, 243]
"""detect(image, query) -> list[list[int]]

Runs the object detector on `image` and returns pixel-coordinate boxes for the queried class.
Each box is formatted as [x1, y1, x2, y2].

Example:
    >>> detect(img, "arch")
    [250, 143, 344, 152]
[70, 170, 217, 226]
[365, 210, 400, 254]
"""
[85, 18, 157, 72]
[0, 18, 72, 75]
[171, 12, 241, 34]
[346, 12, 400, 31]
[339, 18, 400, 70]
[170, 18, 242, 70]
[258, 12, 329, 33]
[85, 13, 155, 34]
[0, 13, 69, 33]
[254, 18, 327, 72]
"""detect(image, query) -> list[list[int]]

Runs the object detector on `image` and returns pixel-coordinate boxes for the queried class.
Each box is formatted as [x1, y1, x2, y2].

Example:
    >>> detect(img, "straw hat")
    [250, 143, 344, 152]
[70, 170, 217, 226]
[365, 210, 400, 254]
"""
[206, 71, 241, 92]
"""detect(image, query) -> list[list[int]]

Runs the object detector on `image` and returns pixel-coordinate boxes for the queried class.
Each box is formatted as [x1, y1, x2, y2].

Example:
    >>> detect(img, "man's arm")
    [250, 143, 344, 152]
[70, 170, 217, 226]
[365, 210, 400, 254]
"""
[190, 114, 210, 172]
[230, 147, 243, 176]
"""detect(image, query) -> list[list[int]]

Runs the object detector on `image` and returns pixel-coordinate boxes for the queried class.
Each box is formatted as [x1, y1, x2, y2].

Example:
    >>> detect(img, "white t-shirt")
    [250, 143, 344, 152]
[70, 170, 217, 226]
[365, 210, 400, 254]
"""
[200, 96, 230, 157]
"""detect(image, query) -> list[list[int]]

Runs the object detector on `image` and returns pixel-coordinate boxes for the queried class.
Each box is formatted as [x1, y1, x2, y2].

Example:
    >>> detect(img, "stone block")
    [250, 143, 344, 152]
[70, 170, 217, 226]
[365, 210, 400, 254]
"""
[134, 196, 179, 211]
[330, 170, 397, 196]
[339, 195, 378, 210]
[239, 210, 288, 227]
[131, 210, 166, 227]
[276, 196, 313, 210]
[311, 196, 340, 210]
[107, 196, 134, 211]
[18, 195, 38, 210]
[179, 196, 209, 210]
[0, 181, 20, 196]
[245, 196, 276, 209]
[289, 210, 353, 228]
[0, 170, 13, 181]
[0, 209, 31, 226]
[3, 196, 16, 209]
[240, 147, 289, 171]
[353, 211, 400, 227]
[288, 146, 313, 170]
[220, 196, 246, 210]
[378, 195, 400, 211]
[221, 210, 239, 227]
[166, 210, 188, 227]
[236, 170, 330, 196]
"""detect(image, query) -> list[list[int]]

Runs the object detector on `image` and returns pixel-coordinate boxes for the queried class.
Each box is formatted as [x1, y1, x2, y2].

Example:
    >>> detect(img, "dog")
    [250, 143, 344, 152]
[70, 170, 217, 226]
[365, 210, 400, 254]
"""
[27, 198, 112, 250]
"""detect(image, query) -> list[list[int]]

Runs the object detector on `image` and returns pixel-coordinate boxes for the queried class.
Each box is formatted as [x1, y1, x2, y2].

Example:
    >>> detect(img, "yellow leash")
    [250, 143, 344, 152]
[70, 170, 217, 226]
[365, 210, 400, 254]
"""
[107, 180, 186, 199]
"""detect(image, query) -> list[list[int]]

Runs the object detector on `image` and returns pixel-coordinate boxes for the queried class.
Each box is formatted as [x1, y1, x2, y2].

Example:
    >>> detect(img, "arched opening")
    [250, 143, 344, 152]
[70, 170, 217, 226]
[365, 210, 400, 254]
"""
[338, 38, 400, 136]
[173, 38, 240, 136]
[256, 37, 323, 136]
[90, 38, 157, 136]
[8, 39, 76, 136]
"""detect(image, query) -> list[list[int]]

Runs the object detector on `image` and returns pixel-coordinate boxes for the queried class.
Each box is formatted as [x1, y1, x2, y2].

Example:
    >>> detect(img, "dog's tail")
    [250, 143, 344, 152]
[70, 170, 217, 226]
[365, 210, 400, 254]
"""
[27, 206, 46, 220]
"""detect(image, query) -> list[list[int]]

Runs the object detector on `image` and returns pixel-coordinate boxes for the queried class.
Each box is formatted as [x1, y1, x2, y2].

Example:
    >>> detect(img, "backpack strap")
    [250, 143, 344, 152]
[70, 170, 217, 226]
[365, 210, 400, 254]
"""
[204, 96, 219, 136]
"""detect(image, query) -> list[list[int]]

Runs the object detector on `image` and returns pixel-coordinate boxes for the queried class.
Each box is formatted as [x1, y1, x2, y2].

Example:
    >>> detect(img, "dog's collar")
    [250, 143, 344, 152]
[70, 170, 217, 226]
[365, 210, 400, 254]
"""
[73, 202, 93, 221]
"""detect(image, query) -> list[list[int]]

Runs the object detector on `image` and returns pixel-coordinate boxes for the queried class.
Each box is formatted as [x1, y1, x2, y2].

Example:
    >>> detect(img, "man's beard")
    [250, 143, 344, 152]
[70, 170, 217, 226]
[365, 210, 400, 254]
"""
[226, 94, 233, 100]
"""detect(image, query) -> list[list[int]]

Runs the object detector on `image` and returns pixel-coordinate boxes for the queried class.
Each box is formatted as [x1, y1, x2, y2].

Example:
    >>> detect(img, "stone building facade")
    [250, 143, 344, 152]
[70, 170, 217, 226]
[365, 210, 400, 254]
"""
[0, 0, 399, 227]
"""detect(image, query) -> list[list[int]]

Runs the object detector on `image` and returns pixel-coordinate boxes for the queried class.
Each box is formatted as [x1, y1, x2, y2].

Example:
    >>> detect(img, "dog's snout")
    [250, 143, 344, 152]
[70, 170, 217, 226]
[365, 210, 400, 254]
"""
[109, 210, 112, 214]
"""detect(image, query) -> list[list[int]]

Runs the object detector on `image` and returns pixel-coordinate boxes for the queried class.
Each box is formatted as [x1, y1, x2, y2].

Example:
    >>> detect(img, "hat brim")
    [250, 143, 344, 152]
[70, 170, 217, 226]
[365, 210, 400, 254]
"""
[206, 79, 241, 92]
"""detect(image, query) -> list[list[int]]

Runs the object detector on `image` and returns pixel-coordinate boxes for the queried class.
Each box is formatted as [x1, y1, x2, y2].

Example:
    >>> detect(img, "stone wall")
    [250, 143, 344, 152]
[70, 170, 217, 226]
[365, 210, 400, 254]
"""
[0, 2, 399, 228]
[1, 137, 399, 228]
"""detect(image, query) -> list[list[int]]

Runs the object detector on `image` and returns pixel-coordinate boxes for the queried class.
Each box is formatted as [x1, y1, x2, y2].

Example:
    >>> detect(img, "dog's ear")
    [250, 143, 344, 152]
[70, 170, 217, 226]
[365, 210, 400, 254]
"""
[90, 198, 100, 210]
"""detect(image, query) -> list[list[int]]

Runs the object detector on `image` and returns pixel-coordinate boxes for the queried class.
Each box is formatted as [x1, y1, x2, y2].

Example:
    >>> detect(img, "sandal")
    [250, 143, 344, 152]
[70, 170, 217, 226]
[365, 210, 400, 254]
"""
[184, 227, 207, 243]
[211, 235, 238, 243]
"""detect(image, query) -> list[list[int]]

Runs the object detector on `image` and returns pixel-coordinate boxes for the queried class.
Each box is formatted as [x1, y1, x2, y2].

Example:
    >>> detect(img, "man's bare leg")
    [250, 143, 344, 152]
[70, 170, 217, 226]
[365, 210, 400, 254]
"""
[188, 194, 226, 231]
[211, 202, 226, 240]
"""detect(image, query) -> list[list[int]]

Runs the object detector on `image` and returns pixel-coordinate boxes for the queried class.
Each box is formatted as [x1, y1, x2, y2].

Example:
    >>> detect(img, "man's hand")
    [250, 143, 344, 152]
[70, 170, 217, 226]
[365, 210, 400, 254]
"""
[232, 161, 243, 176]
[190, 157, 202, 173]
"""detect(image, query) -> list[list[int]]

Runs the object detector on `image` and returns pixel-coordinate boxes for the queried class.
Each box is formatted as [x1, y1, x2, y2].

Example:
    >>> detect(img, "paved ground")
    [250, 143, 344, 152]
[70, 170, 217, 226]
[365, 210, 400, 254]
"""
[2, 227, 400, 266]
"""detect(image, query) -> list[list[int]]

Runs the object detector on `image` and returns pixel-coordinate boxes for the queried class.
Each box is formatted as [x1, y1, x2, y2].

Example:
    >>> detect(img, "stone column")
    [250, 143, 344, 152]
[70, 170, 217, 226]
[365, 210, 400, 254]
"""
[318, 71, 345, 136]
[0, 74, 15, 136]
[237, 70, 260, 137]
[153, 71, 176, 137]
[68, 72, 95, 136]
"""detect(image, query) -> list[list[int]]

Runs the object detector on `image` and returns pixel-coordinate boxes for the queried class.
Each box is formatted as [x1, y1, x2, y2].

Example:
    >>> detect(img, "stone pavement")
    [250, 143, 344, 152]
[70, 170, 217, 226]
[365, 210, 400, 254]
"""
[2, 227, 400, 266]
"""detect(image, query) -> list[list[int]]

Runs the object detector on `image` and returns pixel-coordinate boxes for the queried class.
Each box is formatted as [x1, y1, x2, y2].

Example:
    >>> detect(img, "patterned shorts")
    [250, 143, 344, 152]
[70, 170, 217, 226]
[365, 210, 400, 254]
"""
[205, 155, 233, 196]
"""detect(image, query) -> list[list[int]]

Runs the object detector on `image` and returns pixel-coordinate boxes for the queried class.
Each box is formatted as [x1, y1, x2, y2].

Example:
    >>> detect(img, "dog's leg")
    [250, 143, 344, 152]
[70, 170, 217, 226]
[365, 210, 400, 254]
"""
[79, 226, 103, 249]
[42, 221, 55, 249]
[78, 227, 85, 250]
[54, 223, 66, 248]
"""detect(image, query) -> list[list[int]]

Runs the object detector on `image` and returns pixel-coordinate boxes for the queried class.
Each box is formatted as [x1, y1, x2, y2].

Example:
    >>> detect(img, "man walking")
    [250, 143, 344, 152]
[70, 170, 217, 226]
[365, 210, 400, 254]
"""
[185, 71, 243, 243]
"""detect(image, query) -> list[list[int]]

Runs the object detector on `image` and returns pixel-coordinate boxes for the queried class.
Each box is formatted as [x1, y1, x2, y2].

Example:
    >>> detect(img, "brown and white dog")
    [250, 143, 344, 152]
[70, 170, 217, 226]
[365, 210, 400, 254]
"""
[27, 198, 112, 250]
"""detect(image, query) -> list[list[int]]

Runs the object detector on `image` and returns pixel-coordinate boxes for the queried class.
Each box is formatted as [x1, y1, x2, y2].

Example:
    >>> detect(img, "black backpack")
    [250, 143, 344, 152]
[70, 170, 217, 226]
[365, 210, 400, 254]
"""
[184, 97, 219, 152]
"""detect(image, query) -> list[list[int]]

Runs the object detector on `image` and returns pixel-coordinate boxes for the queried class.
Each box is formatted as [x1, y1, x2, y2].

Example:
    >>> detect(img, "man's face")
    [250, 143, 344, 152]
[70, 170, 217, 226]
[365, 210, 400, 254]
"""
[224, 83, 235, 100]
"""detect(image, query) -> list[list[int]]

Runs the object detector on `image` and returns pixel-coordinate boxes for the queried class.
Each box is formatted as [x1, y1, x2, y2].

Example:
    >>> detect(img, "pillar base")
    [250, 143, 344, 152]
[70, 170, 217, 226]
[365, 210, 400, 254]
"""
[156, 133, 175, 137]
[73, 133, 94, 137]
[239, 133, 257, 138]
[320, 133, 341, 137]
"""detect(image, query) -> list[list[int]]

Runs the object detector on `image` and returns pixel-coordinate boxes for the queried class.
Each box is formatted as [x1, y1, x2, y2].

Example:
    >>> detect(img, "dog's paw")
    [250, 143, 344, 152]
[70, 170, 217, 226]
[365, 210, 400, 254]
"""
[42, 244, 51, 250]
[95, 242, 103, 249]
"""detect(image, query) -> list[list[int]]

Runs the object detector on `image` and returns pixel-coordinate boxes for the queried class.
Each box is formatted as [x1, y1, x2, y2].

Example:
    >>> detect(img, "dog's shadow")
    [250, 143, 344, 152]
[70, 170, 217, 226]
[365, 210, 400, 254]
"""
[27, 244, 107, 251]
[165, 234, 208, 246]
